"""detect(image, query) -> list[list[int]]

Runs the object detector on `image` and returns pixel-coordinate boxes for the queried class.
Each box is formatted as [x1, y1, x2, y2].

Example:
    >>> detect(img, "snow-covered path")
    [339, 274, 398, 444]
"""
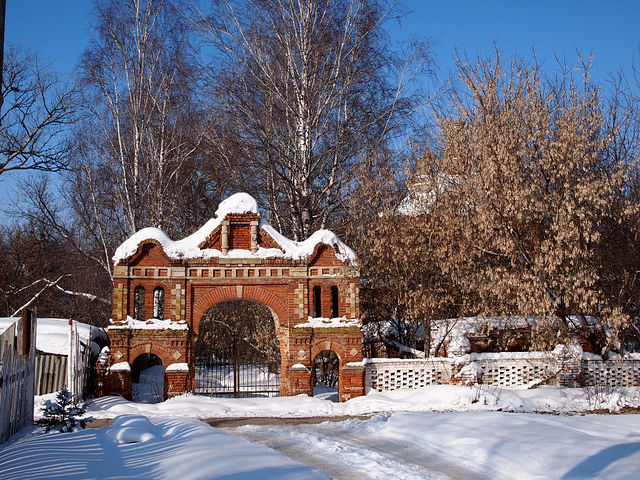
[225, 418, 487, 480]
[225, 412, 640, 480]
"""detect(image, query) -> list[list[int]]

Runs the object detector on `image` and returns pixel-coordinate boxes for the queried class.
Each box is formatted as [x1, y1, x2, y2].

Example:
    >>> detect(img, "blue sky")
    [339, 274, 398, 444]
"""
[6, 1, 639, 83]
[2, 0, 639, 213]
[391, 1, 639, 83]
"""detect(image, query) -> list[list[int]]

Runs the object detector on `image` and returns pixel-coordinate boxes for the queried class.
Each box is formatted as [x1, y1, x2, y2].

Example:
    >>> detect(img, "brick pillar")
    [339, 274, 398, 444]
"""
[164, 371, 189, 398]
[340, 362, 365, 401]
[554, 348, 583, 387]
[106, 370, 132, 400]
[112, 277, 128, 323]
[290, 363, 313, 396]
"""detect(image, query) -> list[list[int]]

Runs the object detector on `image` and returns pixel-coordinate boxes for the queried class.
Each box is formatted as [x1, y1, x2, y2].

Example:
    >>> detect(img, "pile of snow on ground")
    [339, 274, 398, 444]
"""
[36, 385, 640, 421]
[0, 414, 326, 480]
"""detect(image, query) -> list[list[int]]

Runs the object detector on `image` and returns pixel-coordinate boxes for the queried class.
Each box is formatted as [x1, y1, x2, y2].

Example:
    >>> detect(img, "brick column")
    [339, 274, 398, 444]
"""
[340, 362, 365, 401]
[554, 348, 583, 387]
[290, 363, 313, 396]
[164, 371, 189, 398]
[106, 370, 132, 400]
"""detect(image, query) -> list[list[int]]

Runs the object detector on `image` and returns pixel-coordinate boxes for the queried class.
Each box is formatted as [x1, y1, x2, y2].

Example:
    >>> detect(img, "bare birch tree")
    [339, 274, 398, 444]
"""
[75, 0, 212, 245]
[193, 0, 429, 239]
[14, 0, 223, 293]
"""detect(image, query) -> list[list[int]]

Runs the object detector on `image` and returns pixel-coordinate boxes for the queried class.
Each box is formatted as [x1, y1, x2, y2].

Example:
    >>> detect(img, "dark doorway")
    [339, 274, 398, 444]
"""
[131, 353, 164, 403]
[313, 350, 339, 388]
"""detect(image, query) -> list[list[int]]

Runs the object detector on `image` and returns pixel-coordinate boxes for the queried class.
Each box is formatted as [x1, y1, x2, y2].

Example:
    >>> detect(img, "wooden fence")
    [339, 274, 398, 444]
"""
[35, 354, 67, 395]
[67, 320, 90, 399]
[33, 321, 91, 398]
[0, 311, 36, 443]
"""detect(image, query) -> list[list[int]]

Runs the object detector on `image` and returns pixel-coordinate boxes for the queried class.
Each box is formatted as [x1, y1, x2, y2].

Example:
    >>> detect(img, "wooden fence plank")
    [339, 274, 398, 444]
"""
[0, 313, 36, 443]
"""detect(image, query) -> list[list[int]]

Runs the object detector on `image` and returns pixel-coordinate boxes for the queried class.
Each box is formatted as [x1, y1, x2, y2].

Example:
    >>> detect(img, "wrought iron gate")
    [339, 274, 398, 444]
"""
[194, 332, 281, 397]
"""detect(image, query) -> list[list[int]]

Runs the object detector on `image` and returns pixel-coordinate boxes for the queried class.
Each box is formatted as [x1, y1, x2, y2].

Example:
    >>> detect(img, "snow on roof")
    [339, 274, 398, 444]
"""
[294, 316, 361, 329]
[108, 317, 189, 331]
[0, 317, 107, 356]
[113, 192, 357, 265]
[431, 316, 537, 356]
[0, 317, 14, 335]
[397, 173, 460, 216]
[260, 223, 357, 264]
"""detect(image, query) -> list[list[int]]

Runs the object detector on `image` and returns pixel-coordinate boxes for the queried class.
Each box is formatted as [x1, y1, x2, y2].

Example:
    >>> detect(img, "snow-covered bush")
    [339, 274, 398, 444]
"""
[38, 388, 92, 432]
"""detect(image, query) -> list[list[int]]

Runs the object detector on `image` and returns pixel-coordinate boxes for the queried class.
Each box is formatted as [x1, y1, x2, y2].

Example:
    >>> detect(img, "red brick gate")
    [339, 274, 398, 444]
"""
[103, 193, 364, 402]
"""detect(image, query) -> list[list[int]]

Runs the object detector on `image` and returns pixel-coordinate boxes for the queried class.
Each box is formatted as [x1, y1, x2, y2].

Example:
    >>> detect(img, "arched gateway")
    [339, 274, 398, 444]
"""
[103, 193, 364, 402]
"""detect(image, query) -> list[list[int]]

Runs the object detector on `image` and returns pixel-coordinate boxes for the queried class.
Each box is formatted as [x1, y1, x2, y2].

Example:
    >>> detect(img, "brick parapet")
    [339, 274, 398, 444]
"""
[341, 363, 365, 401]
[289, 364, 313, 396]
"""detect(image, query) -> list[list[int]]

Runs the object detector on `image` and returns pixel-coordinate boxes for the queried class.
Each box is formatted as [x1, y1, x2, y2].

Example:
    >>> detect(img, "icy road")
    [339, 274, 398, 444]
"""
[222, 417, 486, 479]
[222, 412, 640, 480]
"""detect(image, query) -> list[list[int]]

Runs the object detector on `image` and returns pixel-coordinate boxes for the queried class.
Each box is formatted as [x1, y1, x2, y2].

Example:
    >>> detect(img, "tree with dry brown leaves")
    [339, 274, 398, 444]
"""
[430, 52, 634, 355]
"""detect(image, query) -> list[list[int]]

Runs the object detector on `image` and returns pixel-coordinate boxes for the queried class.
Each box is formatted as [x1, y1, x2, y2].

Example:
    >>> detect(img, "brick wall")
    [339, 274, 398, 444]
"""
[164, 371, 189, 398]
[108, 206, 363, 402]
[108, 328, 190, 370]
[106, 371, 132, 400]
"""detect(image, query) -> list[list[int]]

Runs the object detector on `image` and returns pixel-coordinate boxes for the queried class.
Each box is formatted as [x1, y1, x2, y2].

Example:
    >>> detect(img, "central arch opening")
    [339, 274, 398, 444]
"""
[195, 299, 281, 397]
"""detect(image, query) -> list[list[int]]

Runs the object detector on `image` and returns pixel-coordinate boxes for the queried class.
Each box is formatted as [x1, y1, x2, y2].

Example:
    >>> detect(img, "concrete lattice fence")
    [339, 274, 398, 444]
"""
[365, 358, 454, 391]
[582, 360, 640, 387]
[464, 353, 559, 388]
[364, 353, 640, 392]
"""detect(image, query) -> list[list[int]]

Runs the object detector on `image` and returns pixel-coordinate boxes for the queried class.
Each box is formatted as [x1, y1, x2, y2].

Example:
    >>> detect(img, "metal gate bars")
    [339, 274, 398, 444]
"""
[194, 332, 281, 397]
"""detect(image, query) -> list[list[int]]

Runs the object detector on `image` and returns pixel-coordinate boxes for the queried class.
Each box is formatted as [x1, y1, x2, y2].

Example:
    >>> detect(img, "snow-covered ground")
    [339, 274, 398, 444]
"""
[3, 385, 639, 479]
[0, 415, 325, 480]
[39, 384, 640, 420]
[229, 412, 640, 479]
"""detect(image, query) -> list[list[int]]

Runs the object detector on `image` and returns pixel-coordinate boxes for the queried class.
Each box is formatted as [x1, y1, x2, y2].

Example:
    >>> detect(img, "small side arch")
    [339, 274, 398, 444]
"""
[128, 343, 174, 371]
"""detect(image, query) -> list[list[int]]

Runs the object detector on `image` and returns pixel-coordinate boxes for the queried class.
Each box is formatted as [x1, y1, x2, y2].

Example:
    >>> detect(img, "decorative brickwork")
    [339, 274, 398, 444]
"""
[104, 194, 364, 402]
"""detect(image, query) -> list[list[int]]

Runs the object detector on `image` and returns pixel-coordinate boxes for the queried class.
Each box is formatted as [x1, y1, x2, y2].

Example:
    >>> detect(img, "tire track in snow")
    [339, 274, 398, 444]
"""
[222, 419, 488, 480]
[224, 425, 435, 479]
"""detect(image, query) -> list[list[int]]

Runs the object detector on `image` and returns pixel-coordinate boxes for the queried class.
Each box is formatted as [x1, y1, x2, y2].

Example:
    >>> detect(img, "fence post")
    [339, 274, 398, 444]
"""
[67, 319, 85, 399]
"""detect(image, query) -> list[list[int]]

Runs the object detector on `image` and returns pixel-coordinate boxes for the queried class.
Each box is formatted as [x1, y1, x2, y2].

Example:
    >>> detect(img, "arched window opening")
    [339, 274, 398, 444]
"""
[153, 287, 164, 320]
[313, 286, 322, 317]
[331, 286, 339, 318]
[134, 286, 145, 320]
